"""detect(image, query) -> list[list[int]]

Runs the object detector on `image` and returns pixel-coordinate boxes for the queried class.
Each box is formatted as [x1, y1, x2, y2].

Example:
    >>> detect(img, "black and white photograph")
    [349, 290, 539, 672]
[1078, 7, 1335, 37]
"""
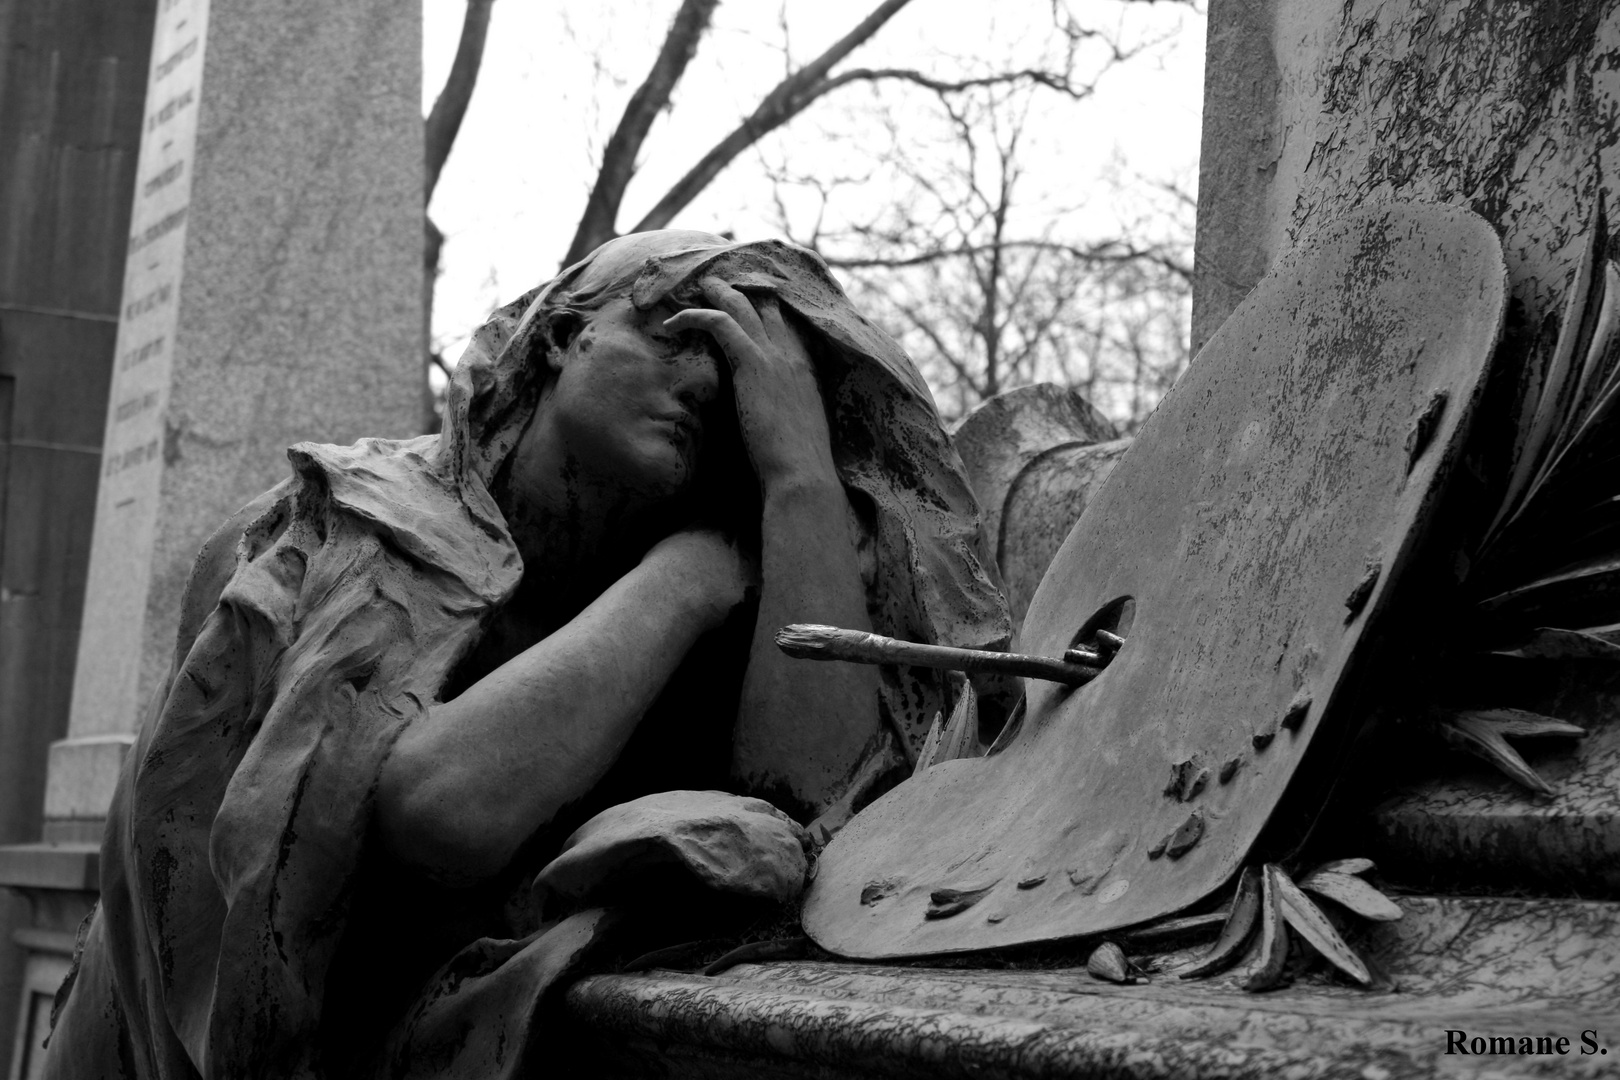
[0, 1, 1615, 1076]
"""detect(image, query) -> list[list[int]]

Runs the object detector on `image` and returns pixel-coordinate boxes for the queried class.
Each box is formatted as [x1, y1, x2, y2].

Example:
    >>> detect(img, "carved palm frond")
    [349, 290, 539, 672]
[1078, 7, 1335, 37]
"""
[1435, 200, 1618, 794]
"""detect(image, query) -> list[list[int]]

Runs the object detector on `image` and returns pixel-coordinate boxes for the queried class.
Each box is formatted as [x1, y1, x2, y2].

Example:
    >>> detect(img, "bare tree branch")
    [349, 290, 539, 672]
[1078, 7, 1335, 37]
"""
[780, 72, 1195, 426]
[564, 0, 722, 265]
[821, 239, 1192, 282]
[426, 0, 496, 205]
[629, 0, 915, 235]
[422, 0, 498, 431]
[892, 297, 974, 384]
[818, 65, 1098, 100]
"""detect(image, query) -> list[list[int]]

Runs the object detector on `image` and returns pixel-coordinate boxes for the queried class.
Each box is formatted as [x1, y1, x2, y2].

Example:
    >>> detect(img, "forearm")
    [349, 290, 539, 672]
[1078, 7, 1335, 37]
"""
[735, 475, 882, 817]
[378, 560, 717, 882]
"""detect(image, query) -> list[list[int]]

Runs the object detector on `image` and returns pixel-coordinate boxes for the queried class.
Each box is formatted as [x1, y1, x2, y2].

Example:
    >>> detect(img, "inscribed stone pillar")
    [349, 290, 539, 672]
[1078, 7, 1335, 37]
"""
[49, 0, 422, 830]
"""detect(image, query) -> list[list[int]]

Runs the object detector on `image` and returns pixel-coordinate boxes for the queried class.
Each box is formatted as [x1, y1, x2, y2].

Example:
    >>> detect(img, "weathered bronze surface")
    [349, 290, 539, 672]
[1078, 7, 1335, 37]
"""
[804, 204, 1508, 958]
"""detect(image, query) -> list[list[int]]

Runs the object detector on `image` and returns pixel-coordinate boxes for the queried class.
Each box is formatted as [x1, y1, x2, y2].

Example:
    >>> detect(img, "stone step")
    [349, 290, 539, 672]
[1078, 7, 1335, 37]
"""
[559, 894, 1620, 1078]
[1352, 664, 1620, 898]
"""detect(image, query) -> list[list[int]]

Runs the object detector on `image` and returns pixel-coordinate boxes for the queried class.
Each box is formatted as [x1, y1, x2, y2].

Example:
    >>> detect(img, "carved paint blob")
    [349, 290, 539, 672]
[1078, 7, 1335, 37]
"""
[1096, 878, 1131, 905]
[1164, 811, 1206, 860]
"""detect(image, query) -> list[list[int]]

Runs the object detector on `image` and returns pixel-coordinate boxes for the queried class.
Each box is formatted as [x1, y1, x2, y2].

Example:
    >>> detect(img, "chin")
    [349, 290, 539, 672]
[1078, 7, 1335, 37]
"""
[622, 447, 698, 505]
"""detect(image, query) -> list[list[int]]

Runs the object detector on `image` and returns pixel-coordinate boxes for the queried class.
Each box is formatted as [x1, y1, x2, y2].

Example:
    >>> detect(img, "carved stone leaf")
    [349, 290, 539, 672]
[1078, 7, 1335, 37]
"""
[1307, 857, 1374, 878]
[1298, 870, 1402, 922]
[914, 712, 946, 775]
[1476, 553, 1620, 629]
[1121, 911, 1227, 946]
[1491, 627, 1620, 661]
[1438, 714, 1560, 795]
[1177, 865, 1261, 979]
[1240, 865, 1290, 992]
[1273, 868, 1372, 985]
[1487, 204, 1605, 542]
[1457, 708, 1587, 739]
[1502, 250, 1620, 540]
[913, 682, 995, 777]
[937, 682, 983, 765]
[1554, 259, 1620, 464]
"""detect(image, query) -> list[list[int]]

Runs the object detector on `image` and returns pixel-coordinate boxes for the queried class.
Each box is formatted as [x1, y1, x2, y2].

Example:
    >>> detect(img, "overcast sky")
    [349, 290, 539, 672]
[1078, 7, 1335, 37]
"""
[422, 0, 1206, 366]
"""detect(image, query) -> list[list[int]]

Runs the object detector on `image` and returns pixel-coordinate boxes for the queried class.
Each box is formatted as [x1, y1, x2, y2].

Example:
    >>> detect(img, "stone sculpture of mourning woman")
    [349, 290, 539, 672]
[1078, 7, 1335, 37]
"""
[43, 231, 1009, 1078]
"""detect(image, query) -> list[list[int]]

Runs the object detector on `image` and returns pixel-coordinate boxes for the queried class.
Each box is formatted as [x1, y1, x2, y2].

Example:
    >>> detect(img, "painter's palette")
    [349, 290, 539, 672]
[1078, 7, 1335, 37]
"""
[805, 204, 1507, 958]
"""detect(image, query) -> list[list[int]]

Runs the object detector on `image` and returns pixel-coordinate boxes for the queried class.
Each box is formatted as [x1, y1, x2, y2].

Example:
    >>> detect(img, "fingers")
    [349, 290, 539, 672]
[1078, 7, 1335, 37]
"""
[662, 280, 811, 384]
[710, 283, 802, 361]
[662, 309, 759, 372]
[755, 294, 793, 341]
[700, 278, 768, 342]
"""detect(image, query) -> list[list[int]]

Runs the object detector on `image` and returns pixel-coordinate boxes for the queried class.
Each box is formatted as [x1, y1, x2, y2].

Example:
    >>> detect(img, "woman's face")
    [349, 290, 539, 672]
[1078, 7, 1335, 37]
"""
[512, 296, 725, 508]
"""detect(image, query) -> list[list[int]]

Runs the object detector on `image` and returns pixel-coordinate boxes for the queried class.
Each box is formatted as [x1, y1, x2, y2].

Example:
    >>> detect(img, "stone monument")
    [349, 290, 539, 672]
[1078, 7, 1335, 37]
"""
[0, 0, 421, 1074]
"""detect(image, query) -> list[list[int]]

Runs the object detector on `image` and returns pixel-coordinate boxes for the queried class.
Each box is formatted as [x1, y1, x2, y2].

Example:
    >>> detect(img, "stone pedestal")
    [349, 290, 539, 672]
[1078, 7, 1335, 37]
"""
[0, 0, 421, 1071]
[561, 895, 1620, 1078]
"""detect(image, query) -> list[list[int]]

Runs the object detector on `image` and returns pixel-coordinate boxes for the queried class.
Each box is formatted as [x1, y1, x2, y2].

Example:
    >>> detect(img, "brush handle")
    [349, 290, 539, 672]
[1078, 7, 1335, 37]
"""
[775, 623, 1100, 686]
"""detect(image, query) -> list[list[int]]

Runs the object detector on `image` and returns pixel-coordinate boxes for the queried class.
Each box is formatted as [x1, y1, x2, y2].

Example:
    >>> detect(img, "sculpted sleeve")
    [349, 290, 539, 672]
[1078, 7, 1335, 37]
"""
[45, 438, 521, 1080]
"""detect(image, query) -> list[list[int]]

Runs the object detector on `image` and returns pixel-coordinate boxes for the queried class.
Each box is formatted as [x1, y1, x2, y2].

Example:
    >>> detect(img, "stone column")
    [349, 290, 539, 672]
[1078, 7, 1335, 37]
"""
[0, 0, 420, 1071]
[54, 0, 423, 838]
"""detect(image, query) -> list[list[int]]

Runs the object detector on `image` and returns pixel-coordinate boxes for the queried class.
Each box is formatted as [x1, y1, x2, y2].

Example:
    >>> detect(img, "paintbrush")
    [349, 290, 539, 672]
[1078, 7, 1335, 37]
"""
[775, 623, 1103, 686]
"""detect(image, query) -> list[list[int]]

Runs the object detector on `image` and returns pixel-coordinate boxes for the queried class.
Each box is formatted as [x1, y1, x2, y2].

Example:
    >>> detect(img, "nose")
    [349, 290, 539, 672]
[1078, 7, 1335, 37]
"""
[673, 343, 722, 409]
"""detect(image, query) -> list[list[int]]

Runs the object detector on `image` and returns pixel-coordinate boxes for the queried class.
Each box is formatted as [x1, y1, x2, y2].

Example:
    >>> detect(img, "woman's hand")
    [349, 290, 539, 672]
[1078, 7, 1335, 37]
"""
[642, 527, 758, 631]
[663, 280, 837, 491]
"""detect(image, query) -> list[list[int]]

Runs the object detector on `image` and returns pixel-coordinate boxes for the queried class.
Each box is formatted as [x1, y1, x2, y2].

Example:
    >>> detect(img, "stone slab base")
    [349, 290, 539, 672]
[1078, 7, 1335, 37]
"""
[0, 846, 97, 894]
[560, 895, 1620, 1078]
